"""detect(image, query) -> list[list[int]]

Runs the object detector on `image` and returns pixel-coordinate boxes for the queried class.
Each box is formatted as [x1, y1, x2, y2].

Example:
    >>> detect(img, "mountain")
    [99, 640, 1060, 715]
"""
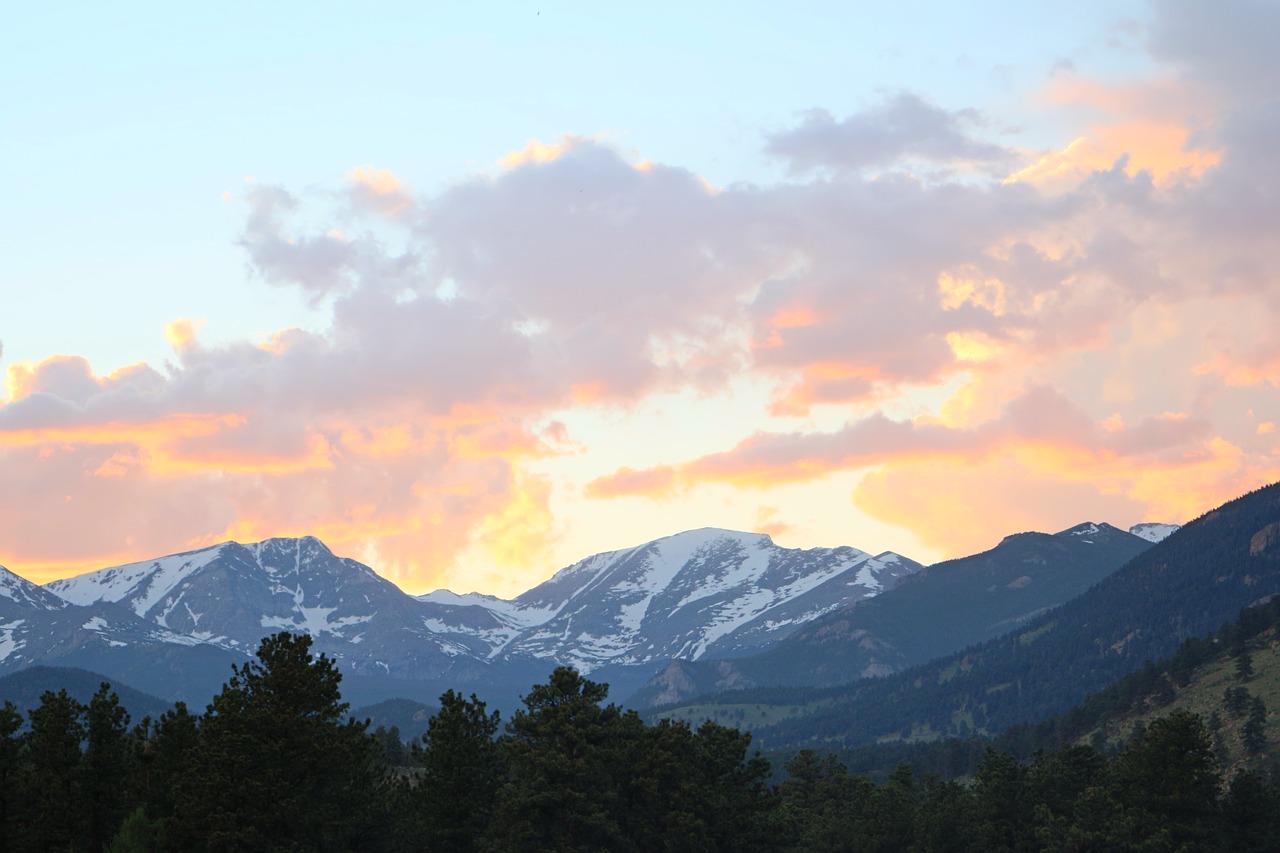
[0, 563, 244, 702]
[457, 528, 920, 669]
[653, 483, 1280, 750]
[631, 522, 1155, 707]
[0, 665, 172, 722]
[39, 528, 920, 707]
[46, 537, 497, 685]
[1129, 522, 1181, 543]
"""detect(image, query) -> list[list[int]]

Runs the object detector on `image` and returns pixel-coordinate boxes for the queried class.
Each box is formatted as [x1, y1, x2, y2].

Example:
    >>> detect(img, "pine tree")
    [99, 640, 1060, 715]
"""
[0, 702, 22, 852]
[1108, 711, 1222, 850]
[1223, 769, 1280, 852]
[1236, 650, 1255, 682]
[398, 690, 502, 853]
[970, 747, 1030, 851]
[1242, 696, 1268, 756]
[489, 667, 646, 852]
[172, 632, 382, 852]
[133, 701, 200, 835]
[83, 683, 136, 852]
[18, 689, 86, 851]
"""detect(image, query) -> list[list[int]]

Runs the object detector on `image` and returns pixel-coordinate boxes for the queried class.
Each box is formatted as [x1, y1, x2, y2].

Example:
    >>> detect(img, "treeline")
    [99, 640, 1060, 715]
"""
[3, 631, 1279, 852]
[802, 594, 1280, 782]
[999, 593, 1280, 759]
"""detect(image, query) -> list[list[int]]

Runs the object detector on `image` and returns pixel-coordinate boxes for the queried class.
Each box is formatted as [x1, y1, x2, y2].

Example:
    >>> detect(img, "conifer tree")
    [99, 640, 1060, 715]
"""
[1223, 769, 1280, 852]
[172, 632, 382, 852]
[399, 690, 502, 853]
[1108, 711, 1222, 850]
[83, 683, 135, 852]
[1242, 696, 1268, 756]
[18, 689, 86, 851]
[489, 667, 640, 852]
[0, 702, 22, 852]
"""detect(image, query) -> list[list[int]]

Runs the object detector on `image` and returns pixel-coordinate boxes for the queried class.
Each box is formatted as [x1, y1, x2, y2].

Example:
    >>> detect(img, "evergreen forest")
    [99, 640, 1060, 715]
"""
[3, 630, 1280, 852]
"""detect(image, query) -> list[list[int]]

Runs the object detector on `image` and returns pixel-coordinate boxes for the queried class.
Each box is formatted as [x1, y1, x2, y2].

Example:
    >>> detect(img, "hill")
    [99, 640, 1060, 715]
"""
[0, 665, 172, 722]
[631, 521, 1153, 706]
[652, 482, 1280, 751]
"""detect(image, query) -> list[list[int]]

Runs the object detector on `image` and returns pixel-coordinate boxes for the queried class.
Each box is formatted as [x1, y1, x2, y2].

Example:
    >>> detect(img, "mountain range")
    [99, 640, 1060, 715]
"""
[630, 521, 1155, 707]
[651, 482, 1280, 753]
[9, 528, 923, 706]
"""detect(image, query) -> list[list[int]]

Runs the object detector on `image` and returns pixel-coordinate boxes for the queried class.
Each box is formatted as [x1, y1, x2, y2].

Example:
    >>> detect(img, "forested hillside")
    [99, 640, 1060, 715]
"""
[655, 482, 1280, 750]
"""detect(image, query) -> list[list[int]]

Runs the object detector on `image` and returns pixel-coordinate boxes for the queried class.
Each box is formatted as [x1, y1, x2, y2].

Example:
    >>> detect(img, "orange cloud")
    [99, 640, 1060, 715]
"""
[164, 318, 203, 352]
[586, 465, 678, 499]
[753, 505, 795, 540]
[346, 165, 412, 216]
[0, 414, 245, 448]
[500, 134, 597, 170]
[581, 384, 1252, 557]
[1009, 73, 1221, 189]
[1007, 124, 1220, 188]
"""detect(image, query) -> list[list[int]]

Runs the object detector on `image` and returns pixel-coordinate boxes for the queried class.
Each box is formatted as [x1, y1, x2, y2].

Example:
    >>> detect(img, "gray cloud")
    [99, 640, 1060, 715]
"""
[764, 93, 1019, 175]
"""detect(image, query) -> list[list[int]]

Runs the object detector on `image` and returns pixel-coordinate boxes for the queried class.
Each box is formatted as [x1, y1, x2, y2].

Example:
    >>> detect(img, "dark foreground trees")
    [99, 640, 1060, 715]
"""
[2, 636, 1280, 852]
[168, 632, 383, 851]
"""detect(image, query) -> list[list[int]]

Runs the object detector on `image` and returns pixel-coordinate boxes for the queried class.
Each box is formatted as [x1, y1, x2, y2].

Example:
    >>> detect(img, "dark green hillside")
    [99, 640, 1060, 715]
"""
[353, 697, 439, 741]
[632, 522, 1151, 707]
[0, 666, 171, 722]
[774, 595, 1280, 784]
[656, 482, 1280, 750]
[999, 593, 1280, 772]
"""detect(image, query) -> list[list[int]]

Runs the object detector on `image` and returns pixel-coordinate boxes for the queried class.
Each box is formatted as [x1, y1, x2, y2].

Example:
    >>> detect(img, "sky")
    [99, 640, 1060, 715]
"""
[3, 0, 1280, 597]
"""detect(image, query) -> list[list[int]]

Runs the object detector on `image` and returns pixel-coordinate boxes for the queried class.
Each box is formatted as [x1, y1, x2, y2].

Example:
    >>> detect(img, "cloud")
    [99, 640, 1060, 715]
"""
[585, 465, 678, 499]
[8, 13, 1280, 588]
[346, 165, 413, 218]
[1147, 0, 1280, 103]
[851, 459, 1151, 556]
[765, 93, 1019, 176]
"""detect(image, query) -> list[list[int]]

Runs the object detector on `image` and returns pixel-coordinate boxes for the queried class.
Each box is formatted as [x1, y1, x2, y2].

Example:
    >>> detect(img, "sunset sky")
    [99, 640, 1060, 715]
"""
[4, 1, 1280, 596]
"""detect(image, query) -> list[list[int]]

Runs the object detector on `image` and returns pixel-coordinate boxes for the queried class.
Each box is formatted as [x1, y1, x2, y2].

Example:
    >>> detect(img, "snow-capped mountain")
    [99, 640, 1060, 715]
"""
[46, 537, 497, 682]
[38, 529, 920, 702]
[445, 528, 922, 673]
[629, 521, 1159, 707]
[0, 563, 242, 701]
[1129, 522, 1181, 543]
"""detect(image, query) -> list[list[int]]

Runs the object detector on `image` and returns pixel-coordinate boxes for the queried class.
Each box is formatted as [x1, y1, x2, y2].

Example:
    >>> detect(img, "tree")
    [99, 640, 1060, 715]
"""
[132, 701, 200, 836]
[1236, 650, 1255, 682]
[172, 632, 382, 852]
[18, 689, 86, 851]
[398, 690, 502, 852]
[779, 750, 876, 852]
[1223, 769, 1280, 853]
[1242, 696, 1268, 756]
[1108, 711, 1222, 850]
[1224, 684, 1252, 717]
[83, 683, 136, 852]
[970, 747, 1031, 851]
[0, 702, 23, 852]
[489, 667, 640, 852]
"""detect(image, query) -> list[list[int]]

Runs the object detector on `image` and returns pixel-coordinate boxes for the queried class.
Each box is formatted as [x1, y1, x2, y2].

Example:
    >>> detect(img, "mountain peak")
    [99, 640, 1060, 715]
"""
[1128, 522, 1180, 543]
[0, 564, 68, 612]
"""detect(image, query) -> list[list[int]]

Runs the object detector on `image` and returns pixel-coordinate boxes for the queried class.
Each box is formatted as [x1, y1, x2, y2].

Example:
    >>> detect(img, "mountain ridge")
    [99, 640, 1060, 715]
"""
[629, 520, 1157, 707]
[32, 526, 923, 706]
